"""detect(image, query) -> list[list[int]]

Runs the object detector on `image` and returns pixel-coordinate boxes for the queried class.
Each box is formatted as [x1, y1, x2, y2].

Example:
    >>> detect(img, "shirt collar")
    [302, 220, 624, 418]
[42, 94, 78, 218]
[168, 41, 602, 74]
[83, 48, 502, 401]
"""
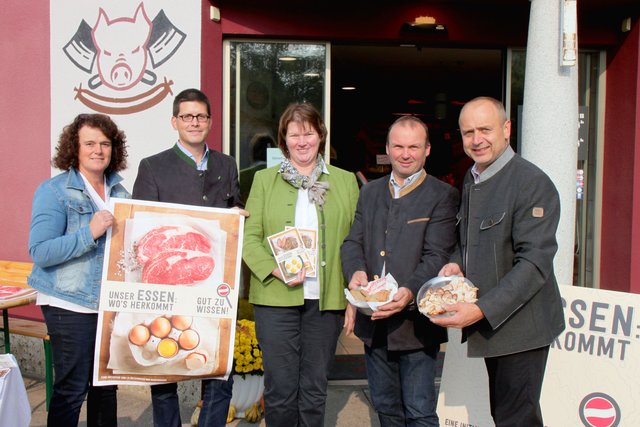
[389, 169, 425, 198]
[471, 145, 515, 184]
[176, 141, 210, 171]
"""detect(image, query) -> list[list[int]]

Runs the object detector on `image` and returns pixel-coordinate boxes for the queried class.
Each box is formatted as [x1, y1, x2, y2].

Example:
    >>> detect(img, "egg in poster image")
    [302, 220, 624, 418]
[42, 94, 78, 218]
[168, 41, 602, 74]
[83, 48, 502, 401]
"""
[106, 312, 220, 376]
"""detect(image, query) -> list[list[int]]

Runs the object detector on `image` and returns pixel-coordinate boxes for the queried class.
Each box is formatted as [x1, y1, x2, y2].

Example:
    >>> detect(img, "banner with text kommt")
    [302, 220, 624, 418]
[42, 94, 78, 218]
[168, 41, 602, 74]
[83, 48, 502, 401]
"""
[437, 284, 640, 426]
[93, 198, 243, 386]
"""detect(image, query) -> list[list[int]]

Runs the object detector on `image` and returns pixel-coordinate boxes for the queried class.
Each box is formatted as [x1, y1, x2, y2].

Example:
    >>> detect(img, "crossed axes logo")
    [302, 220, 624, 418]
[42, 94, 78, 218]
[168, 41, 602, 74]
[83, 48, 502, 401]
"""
[63, 3, 183, 114]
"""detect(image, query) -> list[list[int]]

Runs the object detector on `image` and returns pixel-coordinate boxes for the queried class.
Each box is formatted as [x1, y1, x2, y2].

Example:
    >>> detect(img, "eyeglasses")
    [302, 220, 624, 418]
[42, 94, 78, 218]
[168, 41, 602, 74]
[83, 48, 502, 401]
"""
[177, 114, 211, 123]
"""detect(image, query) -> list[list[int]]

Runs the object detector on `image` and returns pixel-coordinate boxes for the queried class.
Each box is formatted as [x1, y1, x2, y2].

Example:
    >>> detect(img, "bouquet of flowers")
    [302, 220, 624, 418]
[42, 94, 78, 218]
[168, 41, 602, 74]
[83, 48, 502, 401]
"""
[233, 319, 263, 377]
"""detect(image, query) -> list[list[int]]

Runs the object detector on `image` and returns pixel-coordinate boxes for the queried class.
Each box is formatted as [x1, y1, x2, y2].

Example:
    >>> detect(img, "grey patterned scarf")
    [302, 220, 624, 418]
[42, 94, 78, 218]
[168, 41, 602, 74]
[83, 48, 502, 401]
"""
[279, 155, 330, 207]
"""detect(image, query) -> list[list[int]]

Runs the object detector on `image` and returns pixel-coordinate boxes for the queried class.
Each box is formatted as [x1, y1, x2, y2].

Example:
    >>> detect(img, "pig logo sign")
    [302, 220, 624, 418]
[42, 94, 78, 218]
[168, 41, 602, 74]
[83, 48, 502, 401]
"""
[63, 3, 184, 114]
[92, 5, 152, 91]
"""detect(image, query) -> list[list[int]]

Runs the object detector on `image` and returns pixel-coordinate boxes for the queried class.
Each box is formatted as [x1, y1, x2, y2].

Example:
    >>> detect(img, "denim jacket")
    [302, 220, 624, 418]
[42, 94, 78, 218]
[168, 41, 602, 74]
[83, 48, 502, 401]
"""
[28, 168, 130, 310]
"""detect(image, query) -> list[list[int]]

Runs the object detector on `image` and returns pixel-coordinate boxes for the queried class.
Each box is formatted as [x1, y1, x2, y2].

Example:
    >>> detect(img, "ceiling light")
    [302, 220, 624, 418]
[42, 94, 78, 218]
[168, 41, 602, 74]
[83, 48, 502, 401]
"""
[402, 16, 447, 32]
[341, 86, 356, 91]
[278, 56, 297, 61]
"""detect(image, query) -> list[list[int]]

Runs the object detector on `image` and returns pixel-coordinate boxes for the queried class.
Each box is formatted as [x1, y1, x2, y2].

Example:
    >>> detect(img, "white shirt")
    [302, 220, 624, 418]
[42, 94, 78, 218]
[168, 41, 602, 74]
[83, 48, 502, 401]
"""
[36, 172, 109, 314]
[295, 188, 320, 299]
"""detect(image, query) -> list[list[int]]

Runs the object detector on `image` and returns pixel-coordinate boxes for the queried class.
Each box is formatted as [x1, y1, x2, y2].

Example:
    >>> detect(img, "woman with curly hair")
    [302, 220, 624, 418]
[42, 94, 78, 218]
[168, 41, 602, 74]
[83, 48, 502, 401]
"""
[28, 113, 129, 426]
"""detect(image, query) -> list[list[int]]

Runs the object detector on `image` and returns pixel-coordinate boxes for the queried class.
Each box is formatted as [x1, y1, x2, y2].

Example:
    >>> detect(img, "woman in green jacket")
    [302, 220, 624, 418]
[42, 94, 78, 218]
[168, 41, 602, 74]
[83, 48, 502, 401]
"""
[243, 103, 359, 427]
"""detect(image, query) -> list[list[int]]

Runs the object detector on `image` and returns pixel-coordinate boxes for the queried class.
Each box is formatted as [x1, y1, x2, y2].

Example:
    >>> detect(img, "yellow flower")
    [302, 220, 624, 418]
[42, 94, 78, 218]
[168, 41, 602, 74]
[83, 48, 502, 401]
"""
[233, 320, 263, 378]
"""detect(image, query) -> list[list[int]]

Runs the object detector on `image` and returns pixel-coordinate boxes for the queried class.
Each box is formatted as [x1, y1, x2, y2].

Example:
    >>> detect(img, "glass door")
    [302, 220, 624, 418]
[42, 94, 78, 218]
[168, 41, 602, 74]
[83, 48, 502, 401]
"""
[223, 40, 330, 203]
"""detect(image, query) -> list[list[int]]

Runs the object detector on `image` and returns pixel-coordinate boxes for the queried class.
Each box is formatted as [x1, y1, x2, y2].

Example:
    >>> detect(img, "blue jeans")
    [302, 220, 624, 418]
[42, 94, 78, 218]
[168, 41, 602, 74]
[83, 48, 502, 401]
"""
[42, 305, 117, 427]
[198, 378, 234, 427]
[150, 383, 180, 427]
[365, 345, 439, 427]
[150, 378, 233, 427]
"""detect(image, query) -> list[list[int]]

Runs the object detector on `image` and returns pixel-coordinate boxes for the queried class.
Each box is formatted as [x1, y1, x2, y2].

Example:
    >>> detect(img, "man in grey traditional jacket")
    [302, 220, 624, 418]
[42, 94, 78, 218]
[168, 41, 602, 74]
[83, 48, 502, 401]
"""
[433, 97, 565, 427]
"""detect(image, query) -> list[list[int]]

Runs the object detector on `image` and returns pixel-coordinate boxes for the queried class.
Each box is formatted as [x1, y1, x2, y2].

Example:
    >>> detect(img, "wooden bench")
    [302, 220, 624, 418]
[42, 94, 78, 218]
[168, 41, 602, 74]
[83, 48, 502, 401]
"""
[0, 260, 52, 410]
[5, 318, 53, 410]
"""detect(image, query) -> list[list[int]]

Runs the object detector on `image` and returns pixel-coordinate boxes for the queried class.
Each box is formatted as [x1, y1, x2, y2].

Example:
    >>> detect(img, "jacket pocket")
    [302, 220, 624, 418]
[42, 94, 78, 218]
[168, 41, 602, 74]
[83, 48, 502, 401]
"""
[407, 217, 431, 224]
[479, 212, 506, 230]
[66, 200, 94, 232]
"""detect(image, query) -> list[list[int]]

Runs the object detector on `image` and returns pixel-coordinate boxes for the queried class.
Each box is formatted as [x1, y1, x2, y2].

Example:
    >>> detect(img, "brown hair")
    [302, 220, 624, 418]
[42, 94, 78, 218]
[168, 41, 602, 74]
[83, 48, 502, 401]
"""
[387, 115, 430, 146]
[277, 103, 327, 158]
[52, 114, 128, 173]
[173, 88, 211, 117]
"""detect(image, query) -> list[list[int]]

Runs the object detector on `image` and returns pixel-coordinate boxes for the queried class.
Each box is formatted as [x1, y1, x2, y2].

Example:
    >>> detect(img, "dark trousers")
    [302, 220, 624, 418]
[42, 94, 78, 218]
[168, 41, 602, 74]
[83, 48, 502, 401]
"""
[254, 300, 343, 427]
[364, 345, 439, 427]
[484, 345, 550, 427]
[42, 305, 117, 427]
[150, 378, 233, 427]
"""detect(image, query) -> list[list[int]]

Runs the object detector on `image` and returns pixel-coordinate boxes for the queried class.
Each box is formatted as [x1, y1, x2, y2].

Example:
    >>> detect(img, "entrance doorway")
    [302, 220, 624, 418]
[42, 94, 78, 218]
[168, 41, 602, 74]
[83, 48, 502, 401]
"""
[330, 44, 503, 189]
[224, 41, 505, 380]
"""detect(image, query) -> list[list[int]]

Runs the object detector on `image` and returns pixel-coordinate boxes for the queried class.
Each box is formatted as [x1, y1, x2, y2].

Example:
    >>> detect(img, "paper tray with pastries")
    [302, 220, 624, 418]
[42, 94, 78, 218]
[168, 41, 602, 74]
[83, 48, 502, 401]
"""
[344, 273, 398, 316]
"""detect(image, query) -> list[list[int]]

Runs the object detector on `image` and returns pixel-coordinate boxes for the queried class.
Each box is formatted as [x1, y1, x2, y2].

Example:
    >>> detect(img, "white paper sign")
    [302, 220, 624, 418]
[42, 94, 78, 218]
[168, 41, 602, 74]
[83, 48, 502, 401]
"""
[437, 285, 640, 426]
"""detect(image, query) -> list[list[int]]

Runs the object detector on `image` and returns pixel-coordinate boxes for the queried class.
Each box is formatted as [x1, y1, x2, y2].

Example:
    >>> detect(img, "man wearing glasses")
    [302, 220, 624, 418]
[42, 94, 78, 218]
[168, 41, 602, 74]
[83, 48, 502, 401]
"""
[133, 88, 244, 427]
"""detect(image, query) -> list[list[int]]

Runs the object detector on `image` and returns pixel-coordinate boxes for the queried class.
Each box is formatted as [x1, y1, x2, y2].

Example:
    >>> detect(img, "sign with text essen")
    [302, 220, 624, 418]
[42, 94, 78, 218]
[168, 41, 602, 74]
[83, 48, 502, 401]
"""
[438, 285, 640, 426]
[93, 199, 243, 385]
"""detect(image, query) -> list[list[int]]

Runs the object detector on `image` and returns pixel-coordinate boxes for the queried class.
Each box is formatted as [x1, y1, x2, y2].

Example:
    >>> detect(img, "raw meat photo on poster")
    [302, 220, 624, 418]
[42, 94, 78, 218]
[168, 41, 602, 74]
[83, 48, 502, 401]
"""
[122, 212, 227, 286]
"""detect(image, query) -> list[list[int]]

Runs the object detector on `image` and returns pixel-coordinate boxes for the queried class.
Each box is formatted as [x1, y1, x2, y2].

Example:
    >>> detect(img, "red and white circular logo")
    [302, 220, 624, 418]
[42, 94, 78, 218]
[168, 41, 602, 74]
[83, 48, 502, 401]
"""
[579, 392, 620, 427]
[217, 283, 231, 297]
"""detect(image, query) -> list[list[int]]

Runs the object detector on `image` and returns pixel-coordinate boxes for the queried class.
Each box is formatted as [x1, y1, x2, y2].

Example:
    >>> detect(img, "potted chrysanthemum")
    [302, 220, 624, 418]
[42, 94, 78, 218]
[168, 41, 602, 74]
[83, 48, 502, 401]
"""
[227, 319, 264, 423]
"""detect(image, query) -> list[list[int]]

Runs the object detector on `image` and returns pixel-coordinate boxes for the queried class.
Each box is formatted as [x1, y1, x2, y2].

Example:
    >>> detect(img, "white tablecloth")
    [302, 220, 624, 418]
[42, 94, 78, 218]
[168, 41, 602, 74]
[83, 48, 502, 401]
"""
[0, 354, 31, 427]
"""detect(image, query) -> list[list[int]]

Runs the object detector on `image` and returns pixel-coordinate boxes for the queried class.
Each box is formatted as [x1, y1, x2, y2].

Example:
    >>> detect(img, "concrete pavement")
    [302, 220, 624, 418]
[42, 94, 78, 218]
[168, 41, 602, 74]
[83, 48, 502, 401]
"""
[25, 377, 380, 427]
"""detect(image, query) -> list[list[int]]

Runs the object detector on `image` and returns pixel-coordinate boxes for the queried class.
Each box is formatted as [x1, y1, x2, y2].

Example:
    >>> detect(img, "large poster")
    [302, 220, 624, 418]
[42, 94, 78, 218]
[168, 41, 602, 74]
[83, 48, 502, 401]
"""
[94, 198, 243, 385]
[437, 285, 640, 426]
[50, 1, 201, 187]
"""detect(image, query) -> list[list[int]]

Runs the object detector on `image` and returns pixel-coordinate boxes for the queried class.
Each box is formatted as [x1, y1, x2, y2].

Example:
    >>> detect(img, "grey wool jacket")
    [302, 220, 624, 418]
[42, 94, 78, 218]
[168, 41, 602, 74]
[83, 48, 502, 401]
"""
[456, 150, 566, 358]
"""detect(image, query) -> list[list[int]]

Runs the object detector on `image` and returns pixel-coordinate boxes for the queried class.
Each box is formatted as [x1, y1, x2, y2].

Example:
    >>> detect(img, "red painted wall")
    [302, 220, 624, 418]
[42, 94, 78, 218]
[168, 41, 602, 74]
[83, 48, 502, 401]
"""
[601, 18, 640, 293]
[217, 1, 530, 46]
[1, 1, 50, 319]
[202, 2, 224, 151]
[0, 2, 51, 264]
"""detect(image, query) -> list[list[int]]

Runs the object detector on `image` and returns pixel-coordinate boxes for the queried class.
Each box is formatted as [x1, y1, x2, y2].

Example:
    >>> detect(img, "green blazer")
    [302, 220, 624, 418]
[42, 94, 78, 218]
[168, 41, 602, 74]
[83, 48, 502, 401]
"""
[243, 164, 359, 310]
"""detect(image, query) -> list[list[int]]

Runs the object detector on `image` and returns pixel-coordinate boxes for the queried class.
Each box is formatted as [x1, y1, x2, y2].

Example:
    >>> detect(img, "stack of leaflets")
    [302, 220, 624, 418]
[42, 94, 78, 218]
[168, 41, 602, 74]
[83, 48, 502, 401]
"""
[267, 227, 318, 283]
